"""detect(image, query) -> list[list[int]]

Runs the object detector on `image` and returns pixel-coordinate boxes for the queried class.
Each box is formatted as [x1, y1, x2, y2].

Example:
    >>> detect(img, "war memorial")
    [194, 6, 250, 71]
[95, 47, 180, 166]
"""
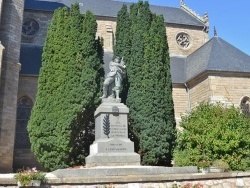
[50, 56, 198, 186]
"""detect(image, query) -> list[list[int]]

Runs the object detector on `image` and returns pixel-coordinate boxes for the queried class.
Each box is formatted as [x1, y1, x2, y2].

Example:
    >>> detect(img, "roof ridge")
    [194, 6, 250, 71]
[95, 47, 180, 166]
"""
[180, 1, 209, 32]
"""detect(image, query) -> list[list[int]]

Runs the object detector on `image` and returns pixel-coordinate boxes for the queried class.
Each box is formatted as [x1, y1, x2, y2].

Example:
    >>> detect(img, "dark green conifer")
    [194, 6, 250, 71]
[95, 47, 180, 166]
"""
[126, 1, 152, 157]
[28, 5, 104, 171]
[28, 7, 70, 170]
[140, 14, 176, 165]
[115, 1, 176, 165]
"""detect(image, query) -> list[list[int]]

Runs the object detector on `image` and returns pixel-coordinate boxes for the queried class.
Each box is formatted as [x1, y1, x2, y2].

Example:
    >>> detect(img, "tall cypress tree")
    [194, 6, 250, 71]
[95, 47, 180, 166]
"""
[28, 5, 104, 171]
[141, 14, 176, 165]
[28, 7, 70, 170]
[126, 1, 153, 156]
[115, 1, 176, 165]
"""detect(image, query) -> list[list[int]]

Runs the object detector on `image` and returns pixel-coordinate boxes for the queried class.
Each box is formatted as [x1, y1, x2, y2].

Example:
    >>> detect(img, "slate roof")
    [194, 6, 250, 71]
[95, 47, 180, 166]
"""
[24, 0, 206, 27]
[170, 56, 186, 84]
[185, 36, 250, 82]
[20, 44, 43, 75]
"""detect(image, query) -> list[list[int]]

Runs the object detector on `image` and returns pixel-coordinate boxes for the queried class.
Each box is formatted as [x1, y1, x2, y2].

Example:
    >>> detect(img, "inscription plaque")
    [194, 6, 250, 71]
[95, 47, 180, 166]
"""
[106, 143, 127, 152]
[109, 124, 127, 138]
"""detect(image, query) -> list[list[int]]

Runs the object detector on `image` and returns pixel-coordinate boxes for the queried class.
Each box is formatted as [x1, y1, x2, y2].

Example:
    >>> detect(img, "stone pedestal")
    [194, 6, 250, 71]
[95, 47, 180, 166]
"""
[85, 101, 140, 167]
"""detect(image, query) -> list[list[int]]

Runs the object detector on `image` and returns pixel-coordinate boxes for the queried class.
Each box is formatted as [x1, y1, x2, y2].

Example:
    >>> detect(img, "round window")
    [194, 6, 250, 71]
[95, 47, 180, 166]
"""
[176, 32, 191, 49]
[22, 18, 39, 37]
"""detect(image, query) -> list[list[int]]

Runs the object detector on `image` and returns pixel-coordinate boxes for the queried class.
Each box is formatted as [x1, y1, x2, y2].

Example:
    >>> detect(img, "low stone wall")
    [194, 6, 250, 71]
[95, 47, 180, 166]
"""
[1, 171, 250, 188]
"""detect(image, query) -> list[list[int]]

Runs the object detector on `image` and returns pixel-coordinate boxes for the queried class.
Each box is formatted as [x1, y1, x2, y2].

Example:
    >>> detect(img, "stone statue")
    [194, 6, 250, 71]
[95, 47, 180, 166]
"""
[101, 57, 126, 100]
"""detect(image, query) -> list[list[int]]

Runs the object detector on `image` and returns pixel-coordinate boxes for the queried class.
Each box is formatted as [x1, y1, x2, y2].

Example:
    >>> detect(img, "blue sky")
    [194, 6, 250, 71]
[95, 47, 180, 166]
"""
[118, 0, 250, 55]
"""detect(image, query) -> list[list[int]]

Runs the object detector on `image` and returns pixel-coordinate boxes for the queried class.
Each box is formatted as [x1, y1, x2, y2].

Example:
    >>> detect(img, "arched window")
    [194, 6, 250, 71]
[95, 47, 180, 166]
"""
[240, 96, 250, 116]
[15, 96, 33, 149]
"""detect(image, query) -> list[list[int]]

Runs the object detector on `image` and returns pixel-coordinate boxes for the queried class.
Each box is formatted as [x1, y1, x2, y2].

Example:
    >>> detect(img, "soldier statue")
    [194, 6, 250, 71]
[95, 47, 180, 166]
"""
[101, 57, 126, 100]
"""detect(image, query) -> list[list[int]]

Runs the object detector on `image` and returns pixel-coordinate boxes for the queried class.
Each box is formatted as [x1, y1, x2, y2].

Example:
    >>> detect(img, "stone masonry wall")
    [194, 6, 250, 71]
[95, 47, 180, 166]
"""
[208, 73, 250, 106]
[22, 10, 53, 45]
[0, 0, 24, 172]
[13, 149, 44, 172]
[172, 85, 188, 127]
[1, 172, 250, 188]
[166, 24, 208, 56]
[188, 75, 212, 109]
[0, 62, 21, 172]
[187, 73, 250, 110]
[0, 0, 24, 62]
[17, 76, 38, 103]
[96, 17, 117, 52]
[13, 76, 42, 171]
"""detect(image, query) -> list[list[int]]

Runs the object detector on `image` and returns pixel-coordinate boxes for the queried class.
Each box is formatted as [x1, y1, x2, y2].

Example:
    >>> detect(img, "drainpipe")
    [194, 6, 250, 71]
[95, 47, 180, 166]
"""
[184, 83, 191, 112]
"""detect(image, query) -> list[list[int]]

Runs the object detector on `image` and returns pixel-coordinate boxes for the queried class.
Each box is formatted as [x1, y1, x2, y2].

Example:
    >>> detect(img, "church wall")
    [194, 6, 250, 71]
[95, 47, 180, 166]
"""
[22, 10, 53, 45]
[172, 84, 188, 127]
[13, 149, 44, 171]
[173, 73, 250, 129]
[0, 1, 23, 62]
[96, 17, 117, 52]
[188, 74, 212, 108]
[0, 62, 21, 172]
[186, 72, 250, 112]
[166, 24, 208, 56]
[13, 75, 42, 171]
[208, 73, 250, 107]
[17, 76, 38, 102]
[0, 0, 24, 172]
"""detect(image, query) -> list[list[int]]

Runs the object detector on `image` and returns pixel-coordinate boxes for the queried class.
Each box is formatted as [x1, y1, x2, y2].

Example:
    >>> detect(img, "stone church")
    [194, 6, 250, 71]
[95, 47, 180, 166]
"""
[0, 0, 250, 172]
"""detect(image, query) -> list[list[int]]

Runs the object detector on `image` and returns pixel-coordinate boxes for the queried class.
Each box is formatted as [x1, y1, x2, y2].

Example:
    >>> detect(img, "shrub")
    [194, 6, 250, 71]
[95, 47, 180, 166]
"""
[212, 159, 229, 170]
[197, 160, 211, 168]
[174, 102, 250, 171]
